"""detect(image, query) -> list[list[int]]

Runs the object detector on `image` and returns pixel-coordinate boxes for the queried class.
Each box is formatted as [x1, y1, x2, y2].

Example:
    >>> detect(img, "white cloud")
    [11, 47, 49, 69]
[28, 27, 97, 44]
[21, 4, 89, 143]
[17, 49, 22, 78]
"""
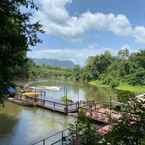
[133, 26, 145, 43]
[34, 0, 145, 43]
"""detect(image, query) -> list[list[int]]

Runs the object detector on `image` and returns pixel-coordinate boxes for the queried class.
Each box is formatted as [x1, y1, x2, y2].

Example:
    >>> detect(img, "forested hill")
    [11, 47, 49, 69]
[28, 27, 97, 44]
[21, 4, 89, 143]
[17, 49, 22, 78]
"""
[33, 58, 75, 69]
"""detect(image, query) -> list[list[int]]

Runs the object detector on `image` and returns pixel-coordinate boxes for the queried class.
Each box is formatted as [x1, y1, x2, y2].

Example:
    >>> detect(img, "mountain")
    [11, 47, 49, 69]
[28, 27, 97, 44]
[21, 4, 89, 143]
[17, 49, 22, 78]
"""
[33, 58, 75, 69]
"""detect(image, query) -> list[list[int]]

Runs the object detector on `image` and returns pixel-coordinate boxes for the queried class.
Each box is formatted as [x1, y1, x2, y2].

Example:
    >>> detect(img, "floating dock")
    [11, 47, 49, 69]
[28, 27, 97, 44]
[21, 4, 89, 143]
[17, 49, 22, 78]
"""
[8, 97, 80, 114]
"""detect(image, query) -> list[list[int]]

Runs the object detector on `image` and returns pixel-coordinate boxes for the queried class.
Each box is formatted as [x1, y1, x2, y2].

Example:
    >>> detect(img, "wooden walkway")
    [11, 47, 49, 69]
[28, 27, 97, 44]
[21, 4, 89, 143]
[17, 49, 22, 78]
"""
[36, 98, 80, 114]
[9, 96, 83, 114]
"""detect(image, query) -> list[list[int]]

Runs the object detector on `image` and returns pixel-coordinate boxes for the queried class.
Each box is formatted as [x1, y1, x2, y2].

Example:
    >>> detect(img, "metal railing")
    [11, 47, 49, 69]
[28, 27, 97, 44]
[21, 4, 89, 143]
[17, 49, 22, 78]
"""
[31, 129, 71, 145]
[19, 96, 80, 114]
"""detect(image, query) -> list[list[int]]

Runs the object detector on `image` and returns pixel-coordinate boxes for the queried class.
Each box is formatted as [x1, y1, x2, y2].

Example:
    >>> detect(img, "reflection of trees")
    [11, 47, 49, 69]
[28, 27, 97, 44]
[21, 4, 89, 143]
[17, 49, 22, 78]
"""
[0, 102, 20, 135]
[0, 114, 18, 135]
[31, 109, 73, 130]
[84, 85, 117, 103]
[0, 102, 21, 116]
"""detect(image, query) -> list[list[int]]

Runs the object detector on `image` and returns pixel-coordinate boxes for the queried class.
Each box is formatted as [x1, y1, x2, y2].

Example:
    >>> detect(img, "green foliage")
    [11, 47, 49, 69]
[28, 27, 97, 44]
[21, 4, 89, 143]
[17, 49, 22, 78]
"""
[102, 74, 119, 88]
[80, 48, 145, 89]
[104, 98, 145, 145]
[0, 0, 42, 101]
[26, 61, 73, 80]
[81, 51, 113, 81]
[73, 65, 81, 81]
[118, 48, 129, 60]
[126, 68, 145, 86]
[69, 112, 102, 145]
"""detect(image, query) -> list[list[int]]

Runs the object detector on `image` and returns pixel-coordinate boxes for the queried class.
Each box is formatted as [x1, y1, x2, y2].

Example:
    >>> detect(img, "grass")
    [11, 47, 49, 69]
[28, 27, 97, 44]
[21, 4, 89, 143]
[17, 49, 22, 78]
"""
[89, 80, 145, 94]
[116, 83, 145, 94]
[88, 80, 109, 88]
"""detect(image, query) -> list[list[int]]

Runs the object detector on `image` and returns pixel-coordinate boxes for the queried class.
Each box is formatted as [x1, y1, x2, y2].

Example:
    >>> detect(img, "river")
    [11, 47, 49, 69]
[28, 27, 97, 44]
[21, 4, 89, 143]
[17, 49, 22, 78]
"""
[31, 79, 117, 103]
[0, 79, 118, 145]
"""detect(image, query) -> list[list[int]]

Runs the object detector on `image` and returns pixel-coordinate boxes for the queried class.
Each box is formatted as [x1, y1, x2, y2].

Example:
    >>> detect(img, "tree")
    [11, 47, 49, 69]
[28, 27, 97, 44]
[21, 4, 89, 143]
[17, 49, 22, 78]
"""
[0, 0, 43, 102]
[127, 68, 145, 86]
[118, 48, 129, 60]
[104, 98, 145, 145]
[73, 65, 81, 81]
[131, 50, 145, 69]
[69, 112, 102, 145]
[82, 51, 113, 81]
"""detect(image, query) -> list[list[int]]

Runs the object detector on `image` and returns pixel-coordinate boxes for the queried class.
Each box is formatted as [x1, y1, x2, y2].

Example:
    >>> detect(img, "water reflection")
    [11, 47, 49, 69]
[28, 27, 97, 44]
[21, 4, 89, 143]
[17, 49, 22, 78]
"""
[32, 79, 117, 103]
[0, 102, 74, 145]
[0, 102, 20, 135]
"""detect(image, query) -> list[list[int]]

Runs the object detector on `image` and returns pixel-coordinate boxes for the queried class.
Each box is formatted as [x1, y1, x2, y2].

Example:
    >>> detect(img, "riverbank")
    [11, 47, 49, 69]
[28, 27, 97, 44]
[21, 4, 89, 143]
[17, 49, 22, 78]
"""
[89, 80, 145, 94]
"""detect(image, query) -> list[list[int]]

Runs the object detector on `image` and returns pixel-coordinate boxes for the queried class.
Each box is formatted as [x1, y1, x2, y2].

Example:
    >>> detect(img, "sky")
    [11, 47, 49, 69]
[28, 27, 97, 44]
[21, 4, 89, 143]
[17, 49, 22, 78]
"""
[27, 0, 145, 66]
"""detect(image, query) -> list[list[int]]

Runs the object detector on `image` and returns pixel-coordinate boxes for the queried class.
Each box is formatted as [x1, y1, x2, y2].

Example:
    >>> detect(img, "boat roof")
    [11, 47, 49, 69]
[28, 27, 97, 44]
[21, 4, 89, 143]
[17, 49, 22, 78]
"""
[22, 92, 40, 97]
[30, 86, 61, 91]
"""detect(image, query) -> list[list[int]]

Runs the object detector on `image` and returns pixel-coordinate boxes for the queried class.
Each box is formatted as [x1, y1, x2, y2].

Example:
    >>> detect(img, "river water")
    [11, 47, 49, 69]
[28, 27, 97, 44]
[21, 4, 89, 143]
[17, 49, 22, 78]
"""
[0, 79, 118, 145]
[31, 79, 117, 103]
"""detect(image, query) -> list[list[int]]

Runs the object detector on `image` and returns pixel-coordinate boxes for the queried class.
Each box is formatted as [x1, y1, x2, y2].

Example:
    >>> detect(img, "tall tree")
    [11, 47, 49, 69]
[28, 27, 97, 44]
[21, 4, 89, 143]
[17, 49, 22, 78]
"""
[82, 51, 113, 81]
[118, 48, 129, 60]
[0, 0, 43, 102]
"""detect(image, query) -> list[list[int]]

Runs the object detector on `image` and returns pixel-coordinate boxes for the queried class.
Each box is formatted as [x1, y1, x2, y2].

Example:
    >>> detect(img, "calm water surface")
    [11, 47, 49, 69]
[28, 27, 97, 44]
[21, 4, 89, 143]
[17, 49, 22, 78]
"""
[32, 79, 117, 103]
[0, 79, 117, 145]
[0, 102, 74, 145]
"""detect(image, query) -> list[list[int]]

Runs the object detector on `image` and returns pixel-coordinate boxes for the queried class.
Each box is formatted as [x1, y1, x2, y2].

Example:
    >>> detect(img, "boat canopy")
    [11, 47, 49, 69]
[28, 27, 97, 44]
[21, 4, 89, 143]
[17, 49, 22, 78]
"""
[30, 86, 61, 91]
[22, 92, 40, 97]
[7, 87, 16, 94]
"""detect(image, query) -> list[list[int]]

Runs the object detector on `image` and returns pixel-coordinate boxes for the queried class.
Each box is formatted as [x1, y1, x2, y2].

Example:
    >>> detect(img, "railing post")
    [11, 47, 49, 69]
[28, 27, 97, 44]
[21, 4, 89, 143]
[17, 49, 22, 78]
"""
[62, 131, 64, 145]
[77, 102, 79, 112]
[53, 103, 55, 111]
[43, 139, 45, 145]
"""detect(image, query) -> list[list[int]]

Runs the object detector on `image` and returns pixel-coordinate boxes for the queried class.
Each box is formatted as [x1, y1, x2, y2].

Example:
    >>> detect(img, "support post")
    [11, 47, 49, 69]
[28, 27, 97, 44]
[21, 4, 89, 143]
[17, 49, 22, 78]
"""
[43, 139, 45, 145]
[53, 103, 55, 111]
[65, 87, 68, 114]
[109, 96, 112, 123]
[62, 130, 64, 145]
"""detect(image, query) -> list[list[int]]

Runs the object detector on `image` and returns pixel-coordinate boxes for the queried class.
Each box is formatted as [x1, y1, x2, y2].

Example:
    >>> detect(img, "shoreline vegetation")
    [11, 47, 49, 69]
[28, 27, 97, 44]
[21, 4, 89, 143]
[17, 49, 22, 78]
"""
[89, 80, 145, 94]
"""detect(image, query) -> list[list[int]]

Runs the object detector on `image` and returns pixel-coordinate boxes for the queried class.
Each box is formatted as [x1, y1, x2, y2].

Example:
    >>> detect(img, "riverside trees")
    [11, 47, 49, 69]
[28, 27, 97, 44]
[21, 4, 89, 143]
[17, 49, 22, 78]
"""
[76, 49, 145, 87]
[0, 0, 43, 102]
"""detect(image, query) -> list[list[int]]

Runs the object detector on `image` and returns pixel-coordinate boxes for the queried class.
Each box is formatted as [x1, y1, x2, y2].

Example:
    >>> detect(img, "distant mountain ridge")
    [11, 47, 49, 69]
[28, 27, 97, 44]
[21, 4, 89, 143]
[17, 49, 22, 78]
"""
[33, 58, 75, 69]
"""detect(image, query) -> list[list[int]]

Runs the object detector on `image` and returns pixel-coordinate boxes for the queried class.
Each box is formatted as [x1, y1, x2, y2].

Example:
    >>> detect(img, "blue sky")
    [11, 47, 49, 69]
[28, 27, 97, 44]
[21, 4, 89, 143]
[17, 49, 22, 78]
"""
[27, 0, 145, 66]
